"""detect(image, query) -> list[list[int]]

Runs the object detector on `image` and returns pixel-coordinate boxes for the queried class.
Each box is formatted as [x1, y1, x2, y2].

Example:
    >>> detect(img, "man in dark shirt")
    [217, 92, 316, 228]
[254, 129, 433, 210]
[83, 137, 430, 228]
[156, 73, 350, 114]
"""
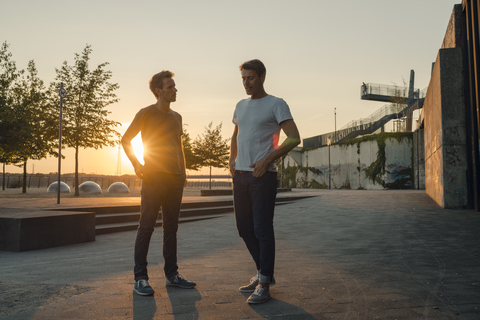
[122, 70, 195, 296]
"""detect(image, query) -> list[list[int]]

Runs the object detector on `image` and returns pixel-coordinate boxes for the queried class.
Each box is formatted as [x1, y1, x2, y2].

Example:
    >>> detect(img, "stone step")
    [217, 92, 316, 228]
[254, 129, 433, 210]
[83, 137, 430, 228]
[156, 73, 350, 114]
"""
[95, 205, 235, 225]
[96, 214, 224, 235]
[94, 197, 307, 235]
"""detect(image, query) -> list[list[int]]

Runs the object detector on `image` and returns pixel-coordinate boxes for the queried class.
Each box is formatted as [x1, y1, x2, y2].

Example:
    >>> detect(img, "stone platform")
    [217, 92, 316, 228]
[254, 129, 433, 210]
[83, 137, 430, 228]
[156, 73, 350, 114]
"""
[0, 190, 309, 252]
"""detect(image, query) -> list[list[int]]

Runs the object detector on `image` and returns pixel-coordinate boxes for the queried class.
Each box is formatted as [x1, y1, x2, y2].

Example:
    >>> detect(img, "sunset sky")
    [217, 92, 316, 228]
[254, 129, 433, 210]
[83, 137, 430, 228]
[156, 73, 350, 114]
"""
[2, 0, 459, 176]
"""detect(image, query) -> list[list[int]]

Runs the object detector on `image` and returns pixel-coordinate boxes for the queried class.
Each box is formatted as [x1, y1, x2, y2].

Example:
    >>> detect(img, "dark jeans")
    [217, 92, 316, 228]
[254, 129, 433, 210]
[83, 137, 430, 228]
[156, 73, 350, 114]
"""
[134, 172, 185, 281]
[233, 171, 277, 283]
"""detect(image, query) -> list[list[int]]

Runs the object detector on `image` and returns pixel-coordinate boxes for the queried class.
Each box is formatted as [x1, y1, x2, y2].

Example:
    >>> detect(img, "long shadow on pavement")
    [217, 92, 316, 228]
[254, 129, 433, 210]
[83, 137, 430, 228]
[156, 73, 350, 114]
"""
[133, 294, 156, 320]
[248, 297, 317, 319]
[166, 286, 201, 319]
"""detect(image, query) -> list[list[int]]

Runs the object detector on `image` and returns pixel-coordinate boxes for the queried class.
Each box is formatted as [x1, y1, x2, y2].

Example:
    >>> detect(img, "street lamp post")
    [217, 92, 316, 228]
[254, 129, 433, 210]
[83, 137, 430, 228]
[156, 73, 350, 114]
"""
[328, 139, 331, 189]
[334, 108, 337, 143]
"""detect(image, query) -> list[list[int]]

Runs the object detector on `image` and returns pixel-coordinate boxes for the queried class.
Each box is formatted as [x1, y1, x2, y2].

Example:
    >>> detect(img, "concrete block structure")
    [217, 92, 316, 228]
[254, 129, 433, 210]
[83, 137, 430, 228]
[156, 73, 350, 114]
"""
[0, 211, 95, 252]
[282, 3, 478, 209]
[422, 4, 469, 208]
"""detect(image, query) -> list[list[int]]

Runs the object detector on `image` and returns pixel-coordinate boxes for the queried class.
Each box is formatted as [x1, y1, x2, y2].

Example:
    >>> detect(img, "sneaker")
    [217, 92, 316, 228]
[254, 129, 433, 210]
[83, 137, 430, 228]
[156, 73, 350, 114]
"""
[166, 274, 196, 288]
[247, 284, 271, 304]
[133, 279, 154, 296]
[239, 275, 276, 293]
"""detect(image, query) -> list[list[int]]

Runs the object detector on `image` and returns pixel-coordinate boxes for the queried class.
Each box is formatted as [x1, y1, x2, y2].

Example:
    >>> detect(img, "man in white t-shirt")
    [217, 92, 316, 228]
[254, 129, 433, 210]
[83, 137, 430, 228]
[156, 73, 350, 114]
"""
[229, 59, 300, 304]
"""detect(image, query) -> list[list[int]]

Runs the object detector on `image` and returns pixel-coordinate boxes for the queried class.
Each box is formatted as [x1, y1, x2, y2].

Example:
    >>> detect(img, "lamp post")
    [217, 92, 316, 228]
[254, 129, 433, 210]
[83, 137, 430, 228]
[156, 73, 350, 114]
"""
[328, 138, 331, 189]
[334, 108, 337, 143]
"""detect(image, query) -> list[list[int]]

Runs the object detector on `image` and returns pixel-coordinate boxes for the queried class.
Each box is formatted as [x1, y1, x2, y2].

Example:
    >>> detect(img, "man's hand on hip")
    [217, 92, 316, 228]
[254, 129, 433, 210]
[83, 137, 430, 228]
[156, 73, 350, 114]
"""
[229, 158, 236, 177]
[134, 163, 147, 180]
[249, 157, 271, 177]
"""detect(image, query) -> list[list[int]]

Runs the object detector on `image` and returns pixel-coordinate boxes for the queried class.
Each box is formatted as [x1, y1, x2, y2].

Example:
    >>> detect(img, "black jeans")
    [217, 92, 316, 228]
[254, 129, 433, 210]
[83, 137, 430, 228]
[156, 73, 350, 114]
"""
[233, 171, 277, 283]
[134, 172, 185, 281]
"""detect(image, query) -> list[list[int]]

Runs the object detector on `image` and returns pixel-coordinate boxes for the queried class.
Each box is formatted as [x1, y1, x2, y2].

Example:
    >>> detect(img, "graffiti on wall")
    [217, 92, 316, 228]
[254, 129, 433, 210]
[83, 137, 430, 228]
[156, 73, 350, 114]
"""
[281, 133, 414, 190]
[385, 164, 414, 189]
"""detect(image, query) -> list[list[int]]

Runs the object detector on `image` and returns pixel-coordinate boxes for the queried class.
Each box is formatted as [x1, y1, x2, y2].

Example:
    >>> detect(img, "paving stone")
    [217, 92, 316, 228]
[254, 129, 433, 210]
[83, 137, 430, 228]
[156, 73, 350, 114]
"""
[1, 189, 480, 319]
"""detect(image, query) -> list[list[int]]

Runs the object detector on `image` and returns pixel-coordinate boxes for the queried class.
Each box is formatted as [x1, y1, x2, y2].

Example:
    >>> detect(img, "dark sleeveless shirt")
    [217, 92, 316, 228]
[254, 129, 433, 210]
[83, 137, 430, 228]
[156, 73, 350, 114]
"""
[129, 105, 183, 174]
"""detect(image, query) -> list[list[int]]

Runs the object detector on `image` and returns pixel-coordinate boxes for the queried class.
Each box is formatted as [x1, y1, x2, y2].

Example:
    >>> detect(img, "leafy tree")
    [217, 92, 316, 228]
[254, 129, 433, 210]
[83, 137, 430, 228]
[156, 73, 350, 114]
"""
[11, 60, 58, 193]
[50, 44, 120, 196]
[0, 41, 22, 168]
[182, 125, 201, 171]
[193, 122, 229, 189]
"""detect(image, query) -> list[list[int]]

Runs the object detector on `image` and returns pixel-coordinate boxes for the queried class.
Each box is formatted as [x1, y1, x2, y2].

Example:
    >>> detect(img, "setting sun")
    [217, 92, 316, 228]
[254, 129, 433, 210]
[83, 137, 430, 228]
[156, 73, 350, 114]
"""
[131, 135, 144, 165]
[132, 136, 145, 165]
[120, 134, 144, 167]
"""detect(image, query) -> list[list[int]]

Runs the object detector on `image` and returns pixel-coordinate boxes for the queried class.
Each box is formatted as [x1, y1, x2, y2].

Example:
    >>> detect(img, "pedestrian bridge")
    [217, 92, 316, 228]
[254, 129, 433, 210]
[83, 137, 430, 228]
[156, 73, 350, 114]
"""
[361, 83, 422, 102]
[302, 82, 426, 149]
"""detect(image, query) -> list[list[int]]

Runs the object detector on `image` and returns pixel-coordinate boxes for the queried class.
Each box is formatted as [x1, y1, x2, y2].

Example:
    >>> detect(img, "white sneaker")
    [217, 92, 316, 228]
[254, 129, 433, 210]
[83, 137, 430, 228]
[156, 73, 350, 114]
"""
[239, 275, 276, 293]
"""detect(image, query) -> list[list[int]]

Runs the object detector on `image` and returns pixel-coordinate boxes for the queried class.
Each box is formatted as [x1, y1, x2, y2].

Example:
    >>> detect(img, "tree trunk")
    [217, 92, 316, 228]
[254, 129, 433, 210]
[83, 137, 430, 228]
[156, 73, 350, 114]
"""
[74, 144, 79, 196]
[209, 166, 212, 190]
[22, 161, 27, 193]
[2, 163, 5, 191]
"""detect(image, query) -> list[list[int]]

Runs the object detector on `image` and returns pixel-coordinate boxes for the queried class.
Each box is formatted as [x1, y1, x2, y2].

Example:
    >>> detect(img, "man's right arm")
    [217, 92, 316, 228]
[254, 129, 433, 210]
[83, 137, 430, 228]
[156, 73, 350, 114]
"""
[121, 117, 145, 179]
[229, 125, 238, 177]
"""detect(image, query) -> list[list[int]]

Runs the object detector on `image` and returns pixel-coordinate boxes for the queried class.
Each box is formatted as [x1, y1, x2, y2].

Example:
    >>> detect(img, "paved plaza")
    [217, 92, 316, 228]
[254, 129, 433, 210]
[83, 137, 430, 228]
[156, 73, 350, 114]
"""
[1, 189, 479, 319]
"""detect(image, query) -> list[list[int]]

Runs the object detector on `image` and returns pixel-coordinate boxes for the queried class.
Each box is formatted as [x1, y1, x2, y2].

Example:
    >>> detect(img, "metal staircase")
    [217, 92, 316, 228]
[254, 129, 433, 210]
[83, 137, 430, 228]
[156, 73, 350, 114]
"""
[303, 70, 426, 149]
[303, 96, 424, 149]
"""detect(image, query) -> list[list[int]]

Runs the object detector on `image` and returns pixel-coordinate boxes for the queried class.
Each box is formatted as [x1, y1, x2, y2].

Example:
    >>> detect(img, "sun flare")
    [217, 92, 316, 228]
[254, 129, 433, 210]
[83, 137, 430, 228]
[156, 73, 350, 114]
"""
[131, 136, 144, 165]
[121, 134, 144, 166]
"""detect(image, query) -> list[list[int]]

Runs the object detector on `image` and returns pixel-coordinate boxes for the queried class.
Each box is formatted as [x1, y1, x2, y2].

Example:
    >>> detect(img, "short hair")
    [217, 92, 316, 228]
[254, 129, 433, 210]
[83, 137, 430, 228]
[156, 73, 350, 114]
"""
[149, 70, 175, 98]
[239, 59, 266, 77]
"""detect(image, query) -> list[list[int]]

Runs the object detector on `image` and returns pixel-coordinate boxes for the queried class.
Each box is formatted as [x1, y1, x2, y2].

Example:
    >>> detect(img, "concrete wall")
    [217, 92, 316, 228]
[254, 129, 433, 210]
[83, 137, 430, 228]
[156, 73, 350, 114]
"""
[413, 129, 425, 190]
[442, 4, 462, 50]
[423, 5, 468, 208]
[283, 134, 413, 190]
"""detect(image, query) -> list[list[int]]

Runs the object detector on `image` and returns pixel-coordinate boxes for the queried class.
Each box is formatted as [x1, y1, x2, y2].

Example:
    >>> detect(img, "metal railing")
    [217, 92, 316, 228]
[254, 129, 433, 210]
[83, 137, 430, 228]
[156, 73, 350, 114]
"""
[361, 83, 426, 100]
[0, 175, 233, 190]
[344, 87, 427, 131]
[303, 96, 425, 149]
[341, 103, 396, 131]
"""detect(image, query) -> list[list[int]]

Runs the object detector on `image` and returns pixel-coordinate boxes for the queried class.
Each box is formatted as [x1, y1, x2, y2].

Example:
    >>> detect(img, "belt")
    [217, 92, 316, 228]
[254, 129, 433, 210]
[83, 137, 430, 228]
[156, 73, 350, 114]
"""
[234, 170, 251, 174]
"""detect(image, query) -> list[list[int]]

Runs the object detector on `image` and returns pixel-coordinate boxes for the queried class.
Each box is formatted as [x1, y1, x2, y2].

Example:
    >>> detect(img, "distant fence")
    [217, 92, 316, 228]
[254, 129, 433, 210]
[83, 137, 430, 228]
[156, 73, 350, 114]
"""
[186, 180, 232, 188]
[0, 175, 232, 189]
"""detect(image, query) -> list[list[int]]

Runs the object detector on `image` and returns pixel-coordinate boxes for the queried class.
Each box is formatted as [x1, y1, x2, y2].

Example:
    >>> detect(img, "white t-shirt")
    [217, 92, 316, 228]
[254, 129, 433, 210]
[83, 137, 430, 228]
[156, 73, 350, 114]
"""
[232, 95, 293, 172]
